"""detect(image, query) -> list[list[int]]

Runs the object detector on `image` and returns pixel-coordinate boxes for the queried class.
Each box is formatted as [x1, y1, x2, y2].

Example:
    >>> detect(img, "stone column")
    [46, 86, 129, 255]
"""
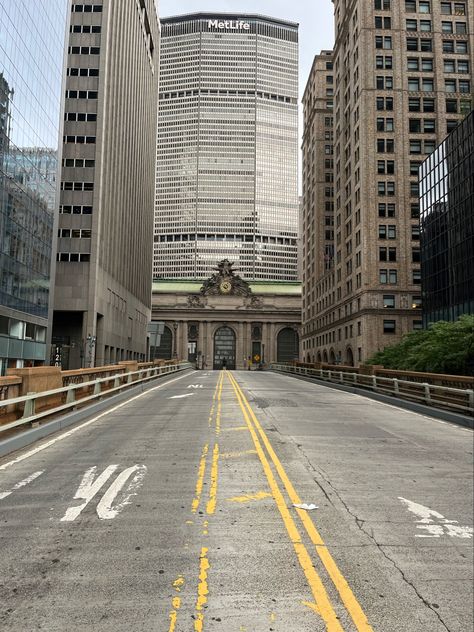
[180, 322, 188, 361]
[237, 322, 244, 369]
[206, 321, 213, 369]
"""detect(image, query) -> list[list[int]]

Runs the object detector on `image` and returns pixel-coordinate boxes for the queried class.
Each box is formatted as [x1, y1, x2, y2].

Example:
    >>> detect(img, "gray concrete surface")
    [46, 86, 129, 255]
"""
[0, 370, 472, 632]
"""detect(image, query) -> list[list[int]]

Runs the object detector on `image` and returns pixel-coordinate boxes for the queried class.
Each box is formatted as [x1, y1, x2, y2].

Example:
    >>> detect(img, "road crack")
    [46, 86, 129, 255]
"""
[291, 442, 453, 632]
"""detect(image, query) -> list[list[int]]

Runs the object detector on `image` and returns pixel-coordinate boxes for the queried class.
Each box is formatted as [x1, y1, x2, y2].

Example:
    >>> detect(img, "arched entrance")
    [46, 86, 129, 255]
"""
[213, 326, 236, 369]
[151, 325, 172, 360]
[346, 347, 354, 366]
[329, 348, 336, 364]
[277, 328, 299, 362]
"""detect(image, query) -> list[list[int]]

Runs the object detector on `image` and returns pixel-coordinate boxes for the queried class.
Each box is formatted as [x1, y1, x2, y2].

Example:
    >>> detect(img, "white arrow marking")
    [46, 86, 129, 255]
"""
[399, 497, 473, 538]
[96, 465, 147, 520]
[169, 393, 195, 399]
[0, 470, 44, 500]
[61, 465, 119, 522]
[187, 384, 203, 389]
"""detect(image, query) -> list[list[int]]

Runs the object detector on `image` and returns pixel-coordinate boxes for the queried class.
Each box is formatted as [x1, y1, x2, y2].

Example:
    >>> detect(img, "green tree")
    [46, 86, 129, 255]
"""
[366, 315, 474, 375]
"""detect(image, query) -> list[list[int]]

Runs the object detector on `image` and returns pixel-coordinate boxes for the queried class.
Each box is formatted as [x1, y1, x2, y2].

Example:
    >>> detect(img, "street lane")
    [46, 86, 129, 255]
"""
[0, 369, 472, 631]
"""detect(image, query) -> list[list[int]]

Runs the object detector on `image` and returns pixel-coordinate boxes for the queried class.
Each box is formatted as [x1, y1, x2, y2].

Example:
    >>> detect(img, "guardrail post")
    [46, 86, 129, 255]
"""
[423, 383, 432, 405]
[372, 375, 377, 391]
[114, 376, 120, 388]
[393, 378, 399, 396]
[66, 388, 76, 405]
[127, 372, 133, 384]
[328, 370, 332, 381]
[468, 390, 474, 413]
[93, 381, 101, 396]
[339, 371, 343, 384]
[22, 393, 35, 419]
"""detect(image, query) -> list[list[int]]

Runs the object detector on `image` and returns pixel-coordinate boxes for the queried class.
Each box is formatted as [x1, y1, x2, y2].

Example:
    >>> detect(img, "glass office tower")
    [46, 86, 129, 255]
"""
[0, 1, 68, 373]
[156, 13, 299, 281]
[420, 110, 474, 325]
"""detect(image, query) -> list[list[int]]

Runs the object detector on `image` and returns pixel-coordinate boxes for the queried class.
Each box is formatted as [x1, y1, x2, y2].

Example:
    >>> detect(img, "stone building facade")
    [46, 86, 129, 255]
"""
[151, 262, 301, 369]
[302, 0, 473, 366]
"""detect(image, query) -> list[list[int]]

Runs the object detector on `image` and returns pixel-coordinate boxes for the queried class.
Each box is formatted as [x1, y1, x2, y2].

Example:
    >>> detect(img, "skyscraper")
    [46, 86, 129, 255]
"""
[420, 109, 474, 325]
[52, 0, 160, 368]
[0, 1, 68, 374]
[155, 13, 299, 281]
[302, 0, 473, 366]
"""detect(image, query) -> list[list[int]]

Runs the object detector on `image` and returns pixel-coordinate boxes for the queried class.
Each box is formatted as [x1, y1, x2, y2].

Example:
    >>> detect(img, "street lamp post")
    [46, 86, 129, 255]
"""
[173, 322, 178, 359]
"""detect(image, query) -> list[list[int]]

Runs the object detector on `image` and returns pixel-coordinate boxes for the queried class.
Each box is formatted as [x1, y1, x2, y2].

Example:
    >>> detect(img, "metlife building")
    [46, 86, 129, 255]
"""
[156, 14, 299, 281]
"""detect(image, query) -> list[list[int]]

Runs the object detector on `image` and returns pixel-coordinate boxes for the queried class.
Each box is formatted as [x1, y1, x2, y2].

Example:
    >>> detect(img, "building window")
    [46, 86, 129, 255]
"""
[383, 295, 395, 308]
[383, 320, 396, 333]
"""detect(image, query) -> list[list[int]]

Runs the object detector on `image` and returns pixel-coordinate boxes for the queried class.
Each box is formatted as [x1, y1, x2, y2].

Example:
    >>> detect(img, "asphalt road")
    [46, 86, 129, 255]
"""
[0, 369, 472, 632]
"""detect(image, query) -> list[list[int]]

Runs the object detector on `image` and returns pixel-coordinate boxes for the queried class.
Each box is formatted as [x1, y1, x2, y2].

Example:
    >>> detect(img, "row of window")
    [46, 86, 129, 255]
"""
[70, 24, 101, 33]
[64, 112, 97, 122]
[60, 181, 94, 191]
[376, 36, 469, 53]
[379, 247, 421, 262]
[63, 135, 96, 144]
[380, 269, 421, 284]
[56, 253, 91, 262]
[68, 46, 100, 55]
[58, 229, 91, 238]
[65, 90, 98, 99]
[62, 158, 95, 168]
[66, 68, 99, 77]
[71, 4, 103, 12]
[59, 205, 93, 214]
[375, 0, 466, 15]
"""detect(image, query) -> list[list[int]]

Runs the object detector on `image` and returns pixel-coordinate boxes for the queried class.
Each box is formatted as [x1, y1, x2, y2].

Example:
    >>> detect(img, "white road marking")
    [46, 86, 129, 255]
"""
[169, 393, 195, 399]
[399, 497, 473, 538]
[0, 371, 193, 472]
[0, 470, 44, 500]
[96, 464, 147, 519]
[61, 465, 119, 522]
[187, 384, 203, 389]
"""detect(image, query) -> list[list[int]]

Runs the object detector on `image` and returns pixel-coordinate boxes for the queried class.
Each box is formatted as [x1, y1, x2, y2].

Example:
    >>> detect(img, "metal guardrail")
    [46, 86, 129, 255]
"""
[0, 362, 192, 434]
[270, 363, 474, 417]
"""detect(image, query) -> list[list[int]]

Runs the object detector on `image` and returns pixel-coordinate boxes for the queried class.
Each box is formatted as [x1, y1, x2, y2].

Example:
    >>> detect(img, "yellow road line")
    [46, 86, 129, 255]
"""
[227, 491, 272, 503]
[206, 443, 220, 515]
[226, 372, 343, 631]
[223, 426, 248, 432]
[194, 547, 210, 632]
[227, 371, 374, 632]
[192, 443, 209, 513]
[167, 576, 185, 632]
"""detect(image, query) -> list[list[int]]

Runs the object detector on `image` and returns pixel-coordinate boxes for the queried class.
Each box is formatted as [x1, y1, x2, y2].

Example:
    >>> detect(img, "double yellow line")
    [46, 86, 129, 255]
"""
[226, 371, 373, 632]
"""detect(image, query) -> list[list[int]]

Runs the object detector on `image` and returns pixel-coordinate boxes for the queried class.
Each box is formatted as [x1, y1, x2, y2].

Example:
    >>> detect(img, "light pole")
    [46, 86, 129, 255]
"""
[173, 322, 178, 359]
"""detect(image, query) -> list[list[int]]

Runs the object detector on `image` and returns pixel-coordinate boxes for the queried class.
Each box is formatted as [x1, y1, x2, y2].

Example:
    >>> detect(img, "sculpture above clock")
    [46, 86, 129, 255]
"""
[200, 259, 252, 297]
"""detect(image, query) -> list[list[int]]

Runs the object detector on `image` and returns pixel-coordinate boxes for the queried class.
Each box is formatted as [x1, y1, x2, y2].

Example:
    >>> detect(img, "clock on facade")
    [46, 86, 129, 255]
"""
[219, 280, 232, 294]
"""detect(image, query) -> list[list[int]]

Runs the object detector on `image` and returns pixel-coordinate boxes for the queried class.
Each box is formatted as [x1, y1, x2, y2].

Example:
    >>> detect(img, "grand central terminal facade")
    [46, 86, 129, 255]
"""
[151, 261, 301, 370]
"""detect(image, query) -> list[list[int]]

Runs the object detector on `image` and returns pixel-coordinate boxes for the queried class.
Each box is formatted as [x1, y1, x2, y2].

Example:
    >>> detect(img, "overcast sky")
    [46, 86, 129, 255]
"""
[158, 0, 336, 99]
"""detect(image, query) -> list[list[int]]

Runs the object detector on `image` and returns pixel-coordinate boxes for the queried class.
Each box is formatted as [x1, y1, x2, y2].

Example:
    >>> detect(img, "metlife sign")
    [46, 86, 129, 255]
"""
[208, 19, 251, 31]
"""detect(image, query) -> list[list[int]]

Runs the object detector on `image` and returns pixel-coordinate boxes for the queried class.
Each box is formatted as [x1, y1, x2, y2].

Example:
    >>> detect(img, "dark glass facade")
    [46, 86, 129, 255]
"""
[420, 110, 474, 326]
[0, 1, 68, 372]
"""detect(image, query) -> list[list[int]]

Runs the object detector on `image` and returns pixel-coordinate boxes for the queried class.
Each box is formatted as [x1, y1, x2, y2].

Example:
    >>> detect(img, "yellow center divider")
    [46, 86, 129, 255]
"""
[226, 370, 374, 632]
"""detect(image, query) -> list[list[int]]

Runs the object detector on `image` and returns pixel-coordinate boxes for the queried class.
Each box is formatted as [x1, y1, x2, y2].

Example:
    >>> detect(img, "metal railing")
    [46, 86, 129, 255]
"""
[0, 362, 192, 435]
[270, 363, 474, 417]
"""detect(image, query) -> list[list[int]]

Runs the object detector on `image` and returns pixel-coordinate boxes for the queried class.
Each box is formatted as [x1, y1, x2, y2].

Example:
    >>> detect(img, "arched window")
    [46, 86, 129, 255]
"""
[151, 325, 172, 360]
[277, 328, 299, 362]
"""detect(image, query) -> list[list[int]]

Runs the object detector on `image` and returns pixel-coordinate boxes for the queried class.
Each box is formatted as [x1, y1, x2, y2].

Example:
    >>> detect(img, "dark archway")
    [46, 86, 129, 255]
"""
[317, 351, 322, 363]
[346, 347, 354, 366]
[213, 326, 236, 369]
[277, 328, 299, 362]
[151, 325, 172, 360]
[329, 348, 336, 364]
[323, 350, 328, 363]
